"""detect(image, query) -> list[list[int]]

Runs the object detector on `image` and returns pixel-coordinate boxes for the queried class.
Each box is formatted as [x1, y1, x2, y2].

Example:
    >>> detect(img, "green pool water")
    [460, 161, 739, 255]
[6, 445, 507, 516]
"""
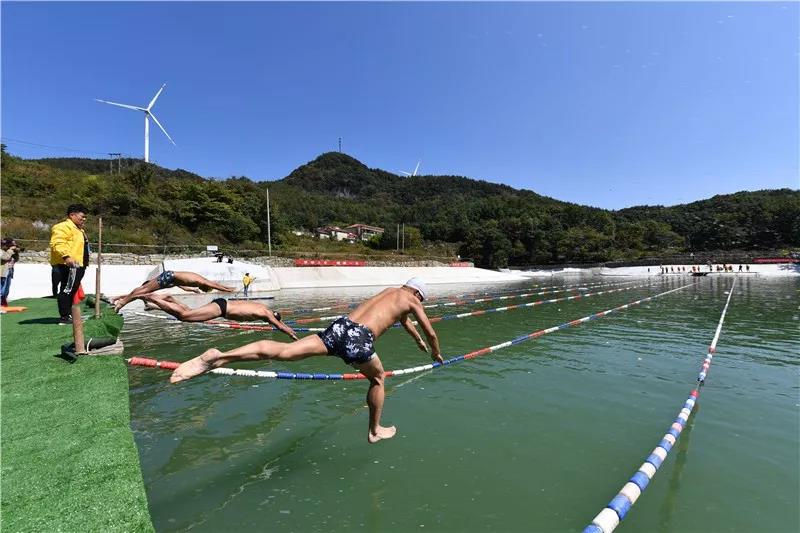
[125, 275, 799, 532]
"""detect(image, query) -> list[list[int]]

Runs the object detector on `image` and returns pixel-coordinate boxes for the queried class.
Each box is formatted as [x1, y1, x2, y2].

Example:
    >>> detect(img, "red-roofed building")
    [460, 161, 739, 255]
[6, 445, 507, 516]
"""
[345, 224, 384, 241]
[316, 226, 357, 242]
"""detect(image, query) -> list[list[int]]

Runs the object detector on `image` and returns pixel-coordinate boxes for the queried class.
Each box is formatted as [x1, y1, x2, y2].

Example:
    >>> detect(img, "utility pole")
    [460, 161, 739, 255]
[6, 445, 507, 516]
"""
[402, 223, 405, 253]
[108, 153, 122, 174]
[267, 188, 272, 257]
[396, 224, 399, 252]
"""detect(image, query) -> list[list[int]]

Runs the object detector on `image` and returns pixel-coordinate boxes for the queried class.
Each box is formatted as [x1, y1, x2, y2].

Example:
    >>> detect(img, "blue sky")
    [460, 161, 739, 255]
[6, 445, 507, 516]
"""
[2, 2, 798, 209]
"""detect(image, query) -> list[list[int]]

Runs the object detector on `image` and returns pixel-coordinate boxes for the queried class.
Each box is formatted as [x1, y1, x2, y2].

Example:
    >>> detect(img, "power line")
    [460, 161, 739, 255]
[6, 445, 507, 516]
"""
[1, 137, 135, 158]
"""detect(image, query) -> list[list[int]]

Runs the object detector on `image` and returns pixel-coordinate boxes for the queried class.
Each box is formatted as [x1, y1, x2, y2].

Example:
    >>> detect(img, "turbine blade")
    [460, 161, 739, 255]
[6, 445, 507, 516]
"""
[147, 111, 176, 145]
[95, 99, 146, 112]
[400, 171, 411, 176]
[147, 83, 167, 110]
[413, 161, 420, 175]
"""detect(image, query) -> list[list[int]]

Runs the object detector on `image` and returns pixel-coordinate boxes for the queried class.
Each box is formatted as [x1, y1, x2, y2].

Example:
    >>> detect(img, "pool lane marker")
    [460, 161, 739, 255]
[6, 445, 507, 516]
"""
[133, 281, 652, 331]
[278, 279, 642, 317]
[127, 281, 697, 381]
[411, 282, 653, 327]
[284, 280, 644, 324]
[583, 279, 736, 533]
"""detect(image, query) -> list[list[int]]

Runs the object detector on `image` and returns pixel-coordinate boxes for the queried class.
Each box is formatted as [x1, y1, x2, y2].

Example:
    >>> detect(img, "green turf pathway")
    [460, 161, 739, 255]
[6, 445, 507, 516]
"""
[1, 298, 153, 532]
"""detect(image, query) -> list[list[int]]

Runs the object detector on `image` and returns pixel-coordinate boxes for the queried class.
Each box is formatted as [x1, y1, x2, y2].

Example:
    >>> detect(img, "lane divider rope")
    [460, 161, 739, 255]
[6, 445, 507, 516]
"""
[285, 282, 649, 325]
[127, 281, 697, 381]
[133, 281, 652, 330]
[417, 282, 652, 326]
[278, 279, 642, 317]
[582, 279, 736, 533]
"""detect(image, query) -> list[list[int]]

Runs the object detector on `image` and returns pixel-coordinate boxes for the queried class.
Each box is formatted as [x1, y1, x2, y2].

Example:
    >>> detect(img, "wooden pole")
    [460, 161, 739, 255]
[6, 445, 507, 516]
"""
[94, 217, 103, 318]
[72, 304, 85, 354]
[267, 189, 272, 257]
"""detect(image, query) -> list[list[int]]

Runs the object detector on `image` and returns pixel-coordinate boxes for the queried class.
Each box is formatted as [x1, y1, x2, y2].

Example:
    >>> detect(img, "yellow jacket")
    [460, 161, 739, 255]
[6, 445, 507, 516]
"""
[50, 219, 86, 267]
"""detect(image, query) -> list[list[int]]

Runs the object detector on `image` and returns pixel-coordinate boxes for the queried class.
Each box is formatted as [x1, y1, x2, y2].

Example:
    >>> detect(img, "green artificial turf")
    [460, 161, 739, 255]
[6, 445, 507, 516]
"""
[1, 298, 153, 532]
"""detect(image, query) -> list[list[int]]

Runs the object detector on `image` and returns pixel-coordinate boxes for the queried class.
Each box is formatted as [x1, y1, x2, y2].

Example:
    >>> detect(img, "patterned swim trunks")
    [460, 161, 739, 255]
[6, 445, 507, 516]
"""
[317, 317, 376, 365]
[155, 270, 175, 289]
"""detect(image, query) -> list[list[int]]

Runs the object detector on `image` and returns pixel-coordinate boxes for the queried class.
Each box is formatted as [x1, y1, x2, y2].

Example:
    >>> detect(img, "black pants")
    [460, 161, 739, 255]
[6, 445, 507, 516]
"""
[51, 265, 61, 296]
[54, 265, 86, 318]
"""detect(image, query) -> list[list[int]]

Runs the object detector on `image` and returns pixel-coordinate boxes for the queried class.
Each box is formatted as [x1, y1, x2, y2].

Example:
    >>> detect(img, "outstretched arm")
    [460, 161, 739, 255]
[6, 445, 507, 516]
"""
[402, 315, 428, 353]
[405, 304, 443, 364]
[265, 310, 299, 340]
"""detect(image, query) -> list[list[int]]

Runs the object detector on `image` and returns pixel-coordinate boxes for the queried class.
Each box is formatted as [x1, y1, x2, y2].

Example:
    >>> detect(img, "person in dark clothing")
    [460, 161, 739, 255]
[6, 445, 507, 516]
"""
[51, 266, 61, 297]
[1, 238, 20, 306]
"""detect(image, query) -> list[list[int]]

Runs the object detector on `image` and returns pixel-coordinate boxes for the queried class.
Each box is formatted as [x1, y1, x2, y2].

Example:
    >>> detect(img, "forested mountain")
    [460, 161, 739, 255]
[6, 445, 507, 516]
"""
[2, 146, 798, 268]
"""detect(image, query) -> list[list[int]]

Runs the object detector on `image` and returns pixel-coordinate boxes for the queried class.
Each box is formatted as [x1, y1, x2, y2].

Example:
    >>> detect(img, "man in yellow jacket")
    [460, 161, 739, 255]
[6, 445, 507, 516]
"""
[242, 272, 254, 297]
[50, 204, 89, 323]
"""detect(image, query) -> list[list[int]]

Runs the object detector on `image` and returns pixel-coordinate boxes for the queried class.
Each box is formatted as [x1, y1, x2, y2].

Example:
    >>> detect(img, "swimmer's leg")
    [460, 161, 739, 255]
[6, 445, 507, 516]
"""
[171, 334, 327, 383]
[357, 355, 396, 444]
[144, 294, 220, 322]
[113, 279, 160, 311]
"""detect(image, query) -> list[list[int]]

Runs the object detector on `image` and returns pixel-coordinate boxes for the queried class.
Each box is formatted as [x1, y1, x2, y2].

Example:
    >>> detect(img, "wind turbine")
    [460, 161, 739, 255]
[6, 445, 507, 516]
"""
[400, 160, 421, 177]
[95, 84, 175, 163]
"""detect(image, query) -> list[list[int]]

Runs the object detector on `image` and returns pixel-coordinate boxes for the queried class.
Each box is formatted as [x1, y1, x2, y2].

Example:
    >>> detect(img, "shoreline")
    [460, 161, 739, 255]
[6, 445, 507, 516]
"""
[5, 258, 531, 302]
[4, 257, 797, 305]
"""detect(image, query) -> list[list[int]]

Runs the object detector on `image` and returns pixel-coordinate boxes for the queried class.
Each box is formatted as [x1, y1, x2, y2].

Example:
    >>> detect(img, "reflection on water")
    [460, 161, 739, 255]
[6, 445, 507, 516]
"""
[125, 276, 799, 532]
[658, 402, 697, 533]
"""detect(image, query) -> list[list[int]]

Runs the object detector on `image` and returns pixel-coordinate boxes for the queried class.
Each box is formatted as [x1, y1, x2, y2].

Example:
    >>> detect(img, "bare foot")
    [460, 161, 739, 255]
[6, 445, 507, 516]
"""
[170, 349, 219, 383]
[367, 425, 397, 444]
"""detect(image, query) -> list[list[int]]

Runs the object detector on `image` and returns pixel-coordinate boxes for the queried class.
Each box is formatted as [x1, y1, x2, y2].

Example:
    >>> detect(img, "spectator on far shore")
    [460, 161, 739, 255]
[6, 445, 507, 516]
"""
[242, 272, 254, 297]
[1, 238, 21, 307]
[50, 204, 90, 324]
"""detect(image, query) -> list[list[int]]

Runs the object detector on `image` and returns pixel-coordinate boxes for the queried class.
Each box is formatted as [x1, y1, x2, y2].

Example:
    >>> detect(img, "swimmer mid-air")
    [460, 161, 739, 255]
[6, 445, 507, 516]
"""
[171, 278, 442, 444]
[113, 270, 235, 311]
[140, 294, 298, 340]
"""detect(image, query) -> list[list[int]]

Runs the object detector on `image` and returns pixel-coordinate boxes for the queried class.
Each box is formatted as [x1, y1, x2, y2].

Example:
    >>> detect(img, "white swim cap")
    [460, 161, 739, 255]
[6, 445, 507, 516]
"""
[404, 278, 427, 301]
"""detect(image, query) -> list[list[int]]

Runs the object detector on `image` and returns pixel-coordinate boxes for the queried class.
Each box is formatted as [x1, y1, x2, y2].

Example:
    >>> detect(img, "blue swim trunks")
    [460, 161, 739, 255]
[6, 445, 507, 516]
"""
[156, 270, 175, 289]
[317, 317, 376, 365]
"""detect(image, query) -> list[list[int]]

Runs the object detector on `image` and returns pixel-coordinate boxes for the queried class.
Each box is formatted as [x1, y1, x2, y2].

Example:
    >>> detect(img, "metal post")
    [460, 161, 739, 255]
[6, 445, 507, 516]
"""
[402, 223, 405, 252]
[94, 217, 103, 319]
[267, 188, 272, 257]
[396, 224, 399, 252]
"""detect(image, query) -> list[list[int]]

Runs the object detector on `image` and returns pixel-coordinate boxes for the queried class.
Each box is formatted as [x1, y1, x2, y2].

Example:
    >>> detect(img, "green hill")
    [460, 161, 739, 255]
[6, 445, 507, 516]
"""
[1, 145, 798, 268]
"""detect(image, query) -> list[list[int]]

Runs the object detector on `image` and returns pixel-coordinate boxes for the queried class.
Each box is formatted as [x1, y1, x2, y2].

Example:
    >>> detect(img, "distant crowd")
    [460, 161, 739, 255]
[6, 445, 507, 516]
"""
[655, 264, 750, 274]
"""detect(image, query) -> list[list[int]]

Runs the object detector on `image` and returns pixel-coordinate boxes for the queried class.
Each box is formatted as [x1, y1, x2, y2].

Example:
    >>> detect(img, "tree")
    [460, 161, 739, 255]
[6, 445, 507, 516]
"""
[126, 163, 154, 194]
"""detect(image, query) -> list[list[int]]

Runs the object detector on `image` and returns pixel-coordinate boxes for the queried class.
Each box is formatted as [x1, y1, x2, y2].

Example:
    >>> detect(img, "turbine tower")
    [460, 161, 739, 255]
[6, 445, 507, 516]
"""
[95, 84, 175, 163]
[400, 160, 421, 177]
